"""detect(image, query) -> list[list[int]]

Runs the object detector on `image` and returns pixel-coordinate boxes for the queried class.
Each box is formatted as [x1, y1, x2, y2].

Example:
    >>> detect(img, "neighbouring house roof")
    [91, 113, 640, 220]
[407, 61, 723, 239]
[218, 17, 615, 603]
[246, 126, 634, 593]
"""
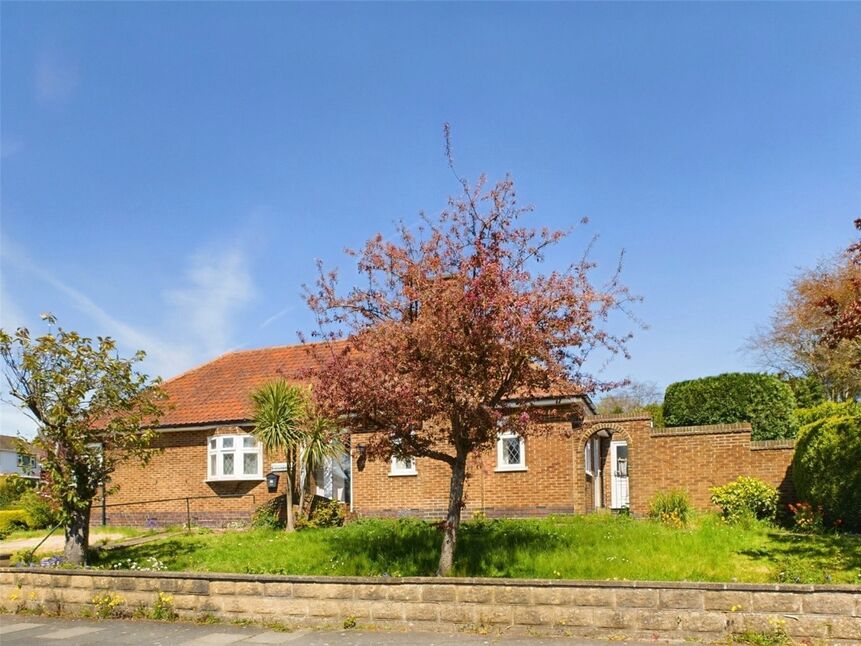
[0, 434, 29, 452]
[156, 341, 596, 429]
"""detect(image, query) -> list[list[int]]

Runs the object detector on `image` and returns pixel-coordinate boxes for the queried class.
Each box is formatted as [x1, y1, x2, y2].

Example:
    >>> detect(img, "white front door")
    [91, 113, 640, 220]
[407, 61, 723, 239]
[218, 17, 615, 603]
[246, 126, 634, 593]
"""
[610, 441, 629, 509]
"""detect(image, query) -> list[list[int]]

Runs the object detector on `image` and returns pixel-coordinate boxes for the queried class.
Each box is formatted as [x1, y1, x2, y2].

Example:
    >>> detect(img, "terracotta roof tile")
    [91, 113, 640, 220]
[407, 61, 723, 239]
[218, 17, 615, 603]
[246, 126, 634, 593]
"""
[157, 342, 343, 428]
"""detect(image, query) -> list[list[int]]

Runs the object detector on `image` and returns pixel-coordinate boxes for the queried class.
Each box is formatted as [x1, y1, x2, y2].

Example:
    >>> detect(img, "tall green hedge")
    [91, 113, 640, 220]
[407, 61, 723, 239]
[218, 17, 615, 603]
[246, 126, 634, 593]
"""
[663, 373, 798, 440]
[793, 401, 861, 532]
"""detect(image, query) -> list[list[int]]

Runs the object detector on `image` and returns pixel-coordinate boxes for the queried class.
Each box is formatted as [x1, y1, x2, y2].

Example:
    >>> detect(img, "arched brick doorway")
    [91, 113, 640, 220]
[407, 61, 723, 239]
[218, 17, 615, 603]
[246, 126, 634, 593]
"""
[581, 427, 631, 512]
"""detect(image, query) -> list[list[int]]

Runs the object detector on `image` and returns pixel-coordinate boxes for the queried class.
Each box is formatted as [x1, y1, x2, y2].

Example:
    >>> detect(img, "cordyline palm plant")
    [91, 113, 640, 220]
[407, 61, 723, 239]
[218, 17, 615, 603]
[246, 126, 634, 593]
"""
[251, 379, 343, 531]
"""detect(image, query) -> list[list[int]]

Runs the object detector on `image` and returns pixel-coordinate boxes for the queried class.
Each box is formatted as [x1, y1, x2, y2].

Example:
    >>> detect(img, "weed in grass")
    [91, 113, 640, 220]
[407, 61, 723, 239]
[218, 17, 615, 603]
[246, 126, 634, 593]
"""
[732, 619, 792, 646]
[262, 619, 291, 632]
[91, 592, 126, 619]
[230, 618, 255, 627]
[342, 615, 358, 629]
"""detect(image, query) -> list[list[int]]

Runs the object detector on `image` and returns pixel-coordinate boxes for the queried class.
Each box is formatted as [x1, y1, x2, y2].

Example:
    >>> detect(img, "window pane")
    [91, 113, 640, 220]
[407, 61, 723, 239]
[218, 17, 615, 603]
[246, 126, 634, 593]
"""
[210, 454, 216, 476]
[243, 452, 259, 475]
[243, 436, 257, 448]
[209, 438, 216, 450]
[223, 453, 234, 475]
[504, 438, 521, 465]
[221, 437, 234, 449]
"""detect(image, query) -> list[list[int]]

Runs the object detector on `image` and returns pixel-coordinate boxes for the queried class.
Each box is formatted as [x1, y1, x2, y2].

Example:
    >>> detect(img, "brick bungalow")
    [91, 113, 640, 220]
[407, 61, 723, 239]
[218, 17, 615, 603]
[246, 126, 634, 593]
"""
[101, 344, 796, 527]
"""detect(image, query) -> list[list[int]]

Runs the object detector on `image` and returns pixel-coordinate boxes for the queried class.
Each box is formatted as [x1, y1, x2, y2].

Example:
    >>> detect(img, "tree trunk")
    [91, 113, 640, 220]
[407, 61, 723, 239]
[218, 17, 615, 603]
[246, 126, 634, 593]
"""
[284, 471, 295, 532]
[437, 452, 467, 576]
[64, 504, 91, 566]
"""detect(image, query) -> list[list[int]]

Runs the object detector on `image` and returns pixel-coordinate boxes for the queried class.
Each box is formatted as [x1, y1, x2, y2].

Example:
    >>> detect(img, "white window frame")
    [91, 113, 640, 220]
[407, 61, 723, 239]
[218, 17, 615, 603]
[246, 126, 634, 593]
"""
[584, 440, 594, 476]
[389, 454, 417, 476]
[495, 431, 527, 472]
[206, 434, 263, 481]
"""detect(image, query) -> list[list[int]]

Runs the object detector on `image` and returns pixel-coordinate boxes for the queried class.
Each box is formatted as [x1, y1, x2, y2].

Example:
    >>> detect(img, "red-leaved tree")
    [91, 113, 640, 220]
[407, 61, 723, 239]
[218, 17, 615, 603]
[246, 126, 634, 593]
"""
[305, 130, 637, 575]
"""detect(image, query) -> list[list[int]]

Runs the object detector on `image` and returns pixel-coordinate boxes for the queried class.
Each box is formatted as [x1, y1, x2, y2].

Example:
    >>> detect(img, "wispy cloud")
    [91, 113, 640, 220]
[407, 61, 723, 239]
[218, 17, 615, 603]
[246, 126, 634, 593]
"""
[35, 49, 79, 105]
[165, 248, 255, 358]
[260, 305, 293, 329]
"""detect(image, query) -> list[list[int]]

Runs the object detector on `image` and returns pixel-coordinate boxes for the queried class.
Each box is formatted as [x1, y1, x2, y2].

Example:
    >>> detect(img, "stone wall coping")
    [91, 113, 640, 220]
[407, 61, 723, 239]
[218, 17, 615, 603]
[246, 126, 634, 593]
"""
[3, 568, 858, 593]
[650, 422, 753, 437]
[585, 413, 652, 423]
[750, 439, 796, 450]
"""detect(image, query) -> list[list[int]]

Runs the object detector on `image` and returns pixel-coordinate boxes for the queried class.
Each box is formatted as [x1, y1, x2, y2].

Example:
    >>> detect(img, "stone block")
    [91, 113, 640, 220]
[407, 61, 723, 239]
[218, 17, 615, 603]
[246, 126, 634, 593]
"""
[171, 593, 202, 611]
[371, 602, 405, 621]
[474, 604, 514, 625]
[209, 581, 236, 595]
[108, 577, 138, 591]
[307, 599, 348, 618]
[636, 609, 682, 631]
[787, 616, 830, 639]
[802, 592, 855, 615]
[704, 590, 751, 611]
[659, 589, 703, 609]
[133, 578, 162, 592]
[90, 576, 114, 590]
[438, 602, 476, 624]
[354, 584, 386, 600]
[234, 581, 264, 596]
[513, 605, 559, 625]
[403, 602, 439, 622]
[387, 585, 421, 602]
[616, 588, 658, 608]
[176, 579, 209, 595]
[592, 608, 632, 630]
[421, 584, 457, 603]
[829, 615, 861, 640]
[531, 587, 574, 606]
[570, 587, 614, 607]
[293, 583, 353, 599]
[494, 586, 532, 605]
[752, 592, 801, 613]
[558, 607, 598, 627]
[457, 586, 493, 604]
[678, 610, 727, 633]
[262, 582, 292, 598]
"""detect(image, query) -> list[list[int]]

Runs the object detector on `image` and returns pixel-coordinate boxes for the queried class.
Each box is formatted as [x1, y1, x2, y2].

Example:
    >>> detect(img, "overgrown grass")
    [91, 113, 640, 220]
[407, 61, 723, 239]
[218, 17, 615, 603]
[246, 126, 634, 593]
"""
[90, 514, 861, 584]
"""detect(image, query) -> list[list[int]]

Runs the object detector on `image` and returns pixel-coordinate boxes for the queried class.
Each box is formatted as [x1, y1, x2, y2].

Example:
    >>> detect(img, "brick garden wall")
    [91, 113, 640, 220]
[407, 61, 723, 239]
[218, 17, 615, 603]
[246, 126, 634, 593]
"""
[352, 415, 796, 519]
[1, 569, 858, 643]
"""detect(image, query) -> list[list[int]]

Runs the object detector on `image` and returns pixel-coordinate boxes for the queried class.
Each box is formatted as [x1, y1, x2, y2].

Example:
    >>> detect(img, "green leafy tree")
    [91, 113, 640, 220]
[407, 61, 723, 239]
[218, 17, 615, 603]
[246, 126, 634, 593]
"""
[0, 315, 166, 565]
[251, 380, 343, 530]
[251, 380, 306, 532]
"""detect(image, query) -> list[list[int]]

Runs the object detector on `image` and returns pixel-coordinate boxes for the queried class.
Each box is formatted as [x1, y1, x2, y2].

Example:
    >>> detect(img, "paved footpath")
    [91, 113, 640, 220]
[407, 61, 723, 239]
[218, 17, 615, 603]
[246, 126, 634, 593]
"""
[0, 616, 667, 645]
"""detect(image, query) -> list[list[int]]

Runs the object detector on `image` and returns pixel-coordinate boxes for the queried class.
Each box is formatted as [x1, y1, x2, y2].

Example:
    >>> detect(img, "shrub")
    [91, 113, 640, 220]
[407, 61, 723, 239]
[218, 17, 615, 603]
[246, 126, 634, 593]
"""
[792, 401, 861, 532]
[309, 499, 346, 528]
[0, 474, 33, 509]
[709, 476, 778, 524]
[17, 490, 60, 529]
[149, 591, 178, 621]
[663, 373, 798, 440]
[648, 489, 692, 527]
[251, 496, 285, 530]
[787, 502, 824, 533]
[91, 592, 126, 619]
[0, 509, 29, 532]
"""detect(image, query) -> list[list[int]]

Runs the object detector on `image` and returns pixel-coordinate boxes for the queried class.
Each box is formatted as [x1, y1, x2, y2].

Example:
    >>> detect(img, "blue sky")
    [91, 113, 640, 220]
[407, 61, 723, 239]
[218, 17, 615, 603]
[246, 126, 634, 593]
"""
[2, 2, 860, 434]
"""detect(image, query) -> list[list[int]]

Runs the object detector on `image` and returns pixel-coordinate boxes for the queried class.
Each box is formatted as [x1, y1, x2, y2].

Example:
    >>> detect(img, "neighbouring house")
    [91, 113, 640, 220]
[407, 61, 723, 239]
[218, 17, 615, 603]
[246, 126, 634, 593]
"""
[102, 343, 796, 527]
[0, 434, 39, 480]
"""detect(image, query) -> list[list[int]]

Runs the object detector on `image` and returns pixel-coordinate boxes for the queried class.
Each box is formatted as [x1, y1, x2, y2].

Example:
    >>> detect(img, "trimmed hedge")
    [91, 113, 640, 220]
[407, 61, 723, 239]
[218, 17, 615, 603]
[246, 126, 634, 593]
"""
[0, 509, 28, 532]
[793, 401, 861, 532]
[663, 373, 798, 440]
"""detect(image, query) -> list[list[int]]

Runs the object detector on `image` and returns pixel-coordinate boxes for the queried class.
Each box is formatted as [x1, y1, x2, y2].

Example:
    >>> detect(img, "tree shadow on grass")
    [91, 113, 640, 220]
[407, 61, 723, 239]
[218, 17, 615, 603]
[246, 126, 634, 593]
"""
[738, 530, 861, 583]
[90, 538, 203, 570]
[325, 519, 442, 576]
[455, 519, 564, 577]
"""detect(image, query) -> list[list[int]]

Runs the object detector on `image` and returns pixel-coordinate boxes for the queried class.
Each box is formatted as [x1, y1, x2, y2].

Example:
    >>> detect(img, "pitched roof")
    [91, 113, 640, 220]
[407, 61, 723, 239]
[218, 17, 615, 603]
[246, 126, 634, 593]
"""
[0, 434, 30, 452]
[157, 342, 343, 428]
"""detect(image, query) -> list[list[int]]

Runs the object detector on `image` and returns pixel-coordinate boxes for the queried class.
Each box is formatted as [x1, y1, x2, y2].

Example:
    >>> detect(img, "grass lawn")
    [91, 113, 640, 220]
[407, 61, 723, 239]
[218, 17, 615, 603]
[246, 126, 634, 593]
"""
[90, 514, 861, 584]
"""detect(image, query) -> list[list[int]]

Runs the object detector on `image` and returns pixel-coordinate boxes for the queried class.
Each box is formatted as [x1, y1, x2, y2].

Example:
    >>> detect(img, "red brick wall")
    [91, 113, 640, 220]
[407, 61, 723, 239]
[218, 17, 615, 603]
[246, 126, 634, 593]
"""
[351, 416, 796, 519]
[94, 426, 282, 528]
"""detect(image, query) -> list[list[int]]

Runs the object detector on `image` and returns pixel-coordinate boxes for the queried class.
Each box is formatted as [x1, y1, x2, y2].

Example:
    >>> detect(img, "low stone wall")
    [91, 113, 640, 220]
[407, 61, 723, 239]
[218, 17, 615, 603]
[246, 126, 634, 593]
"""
[1, 569, 859, 643]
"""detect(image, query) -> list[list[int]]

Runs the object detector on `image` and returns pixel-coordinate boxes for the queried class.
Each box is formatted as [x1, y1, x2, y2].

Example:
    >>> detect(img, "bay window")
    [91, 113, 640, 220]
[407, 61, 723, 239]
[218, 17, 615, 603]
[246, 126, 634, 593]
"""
[207, 434, 262, 481]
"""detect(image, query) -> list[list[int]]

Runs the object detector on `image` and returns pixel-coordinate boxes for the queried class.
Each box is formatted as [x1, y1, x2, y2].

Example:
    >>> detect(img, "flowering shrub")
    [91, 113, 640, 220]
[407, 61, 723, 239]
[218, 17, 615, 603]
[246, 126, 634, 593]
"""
[648, 490, 692, 527]
[709, 476, 778, 525]
[788, 501, 824, 533]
